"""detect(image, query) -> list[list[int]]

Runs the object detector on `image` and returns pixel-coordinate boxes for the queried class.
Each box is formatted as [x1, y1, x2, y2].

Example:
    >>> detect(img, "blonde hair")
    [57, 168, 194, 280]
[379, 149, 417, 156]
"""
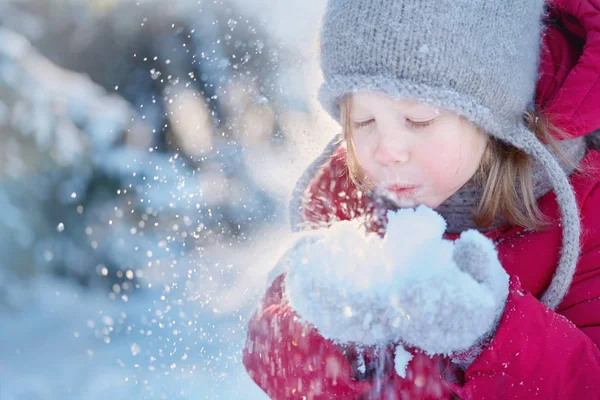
[341, 96, 576, 230]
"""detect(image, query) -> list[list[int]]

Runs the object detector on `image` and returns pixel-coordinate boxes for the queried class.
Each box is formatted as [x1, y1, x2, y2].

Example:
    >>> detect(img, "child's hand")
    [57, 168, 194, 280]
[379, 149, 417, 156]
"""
[392, 229, 509, 356]
[280, 206, 509, 358]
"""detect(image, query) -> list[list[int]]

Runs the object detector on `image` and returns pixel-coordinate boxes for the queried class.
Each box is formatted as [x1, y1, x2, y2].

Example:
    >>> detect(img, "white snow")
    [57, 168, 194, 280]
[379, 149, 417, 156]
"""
[394, 345, 413, 378]
[284, 205, 508, 355]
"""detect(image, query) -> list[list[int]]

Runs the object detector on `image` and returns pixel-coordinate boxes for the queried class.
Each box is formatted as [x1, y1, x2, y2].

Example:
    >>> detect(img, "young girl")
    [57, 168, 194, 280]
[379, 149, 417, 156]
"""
[244, 0, 600, 398]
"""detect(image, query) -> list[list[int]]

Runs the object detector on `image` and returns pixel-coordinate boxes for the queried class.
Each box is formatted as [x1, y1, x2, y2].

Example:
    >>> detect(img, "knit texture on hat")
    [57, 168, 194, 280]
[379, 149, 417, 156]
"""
[318, 0, 545, 139]
[314, 0, 581, 310]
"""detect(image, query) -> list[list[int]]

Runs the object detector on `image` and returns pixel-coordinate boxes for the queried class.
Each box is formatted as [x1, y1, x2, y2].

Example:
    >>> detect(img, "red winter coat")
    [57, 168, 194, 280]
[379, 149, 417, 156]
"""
[243, 146, 600, 399]
[537, 0, 600, 137]
[243, 1, 600, 398]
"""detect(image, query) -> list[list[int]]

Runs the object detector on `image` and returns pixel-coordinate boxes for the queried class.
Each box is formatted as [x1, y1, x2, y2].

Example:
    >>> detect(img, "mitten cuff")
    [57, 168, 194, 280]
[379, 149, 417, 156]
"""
[450, 337, 492, 371]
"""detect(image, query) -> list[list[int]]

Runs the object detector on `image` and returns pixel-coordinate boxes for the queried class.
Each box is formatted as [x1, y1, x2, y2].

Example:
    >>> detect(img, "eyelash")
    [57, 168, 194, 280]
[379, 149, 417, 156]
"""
[352, 118, 436, 131]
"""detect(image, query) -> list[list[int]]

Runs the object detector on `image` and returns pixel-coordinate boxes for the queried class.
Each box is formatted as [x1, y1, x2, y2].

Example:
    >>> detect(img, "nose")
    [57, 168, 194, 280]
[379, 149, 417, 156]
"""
[373, 127, 410, 166]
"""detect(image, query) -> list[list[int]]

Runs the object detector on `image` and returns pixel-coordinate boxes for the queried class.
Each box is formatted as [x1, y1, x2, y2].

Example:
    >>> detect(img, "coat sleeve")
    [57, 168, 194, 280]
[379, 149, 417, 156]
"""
[241, 273, 376, 399]
[242, 273, 456, 399]
[558, 179, 600, 344]
[450, 183, 600, 399]
[448, 277, 600, 399]
[536, 0, 600, 136]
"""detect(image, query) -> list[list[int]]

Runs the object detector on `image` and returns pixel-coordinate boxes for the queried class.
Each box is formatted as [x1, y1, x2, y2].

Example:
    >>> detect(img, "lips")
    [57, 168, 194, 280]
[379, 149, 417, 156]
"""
[386, 184, 419, 196]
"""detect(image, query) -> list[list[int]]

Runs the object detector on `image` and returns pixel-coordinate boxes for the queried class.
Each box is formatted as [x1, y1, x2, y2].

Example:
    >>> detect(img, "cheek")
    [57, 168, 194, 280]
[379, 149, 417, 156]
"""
[415, 140, 462, 186]
[422, 141, 461, 174]
[416, 131, 483, 189]
[351, 136, 378, 174]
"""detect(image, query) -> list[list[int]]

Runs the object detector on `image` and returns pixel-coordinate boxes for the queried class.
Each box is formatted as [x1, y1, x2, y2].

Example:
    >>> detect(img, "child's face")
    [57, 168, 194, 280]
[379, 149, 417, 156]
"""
[349, 92, 488, 209]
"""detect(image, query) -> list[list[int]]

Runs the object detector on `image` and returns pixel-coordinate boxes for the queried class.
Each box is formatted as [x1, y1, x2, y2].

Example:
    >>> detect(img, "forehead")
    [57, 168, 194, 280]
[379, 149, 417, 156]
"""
[350, 91, 434, 113]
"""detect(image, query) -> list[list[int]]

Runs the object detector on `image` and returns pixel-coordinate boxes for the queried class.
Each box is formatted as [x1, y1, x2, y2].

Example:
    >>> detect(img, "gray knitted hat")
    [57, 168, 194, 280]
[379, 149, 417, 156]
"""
[317, 0, 581, 310]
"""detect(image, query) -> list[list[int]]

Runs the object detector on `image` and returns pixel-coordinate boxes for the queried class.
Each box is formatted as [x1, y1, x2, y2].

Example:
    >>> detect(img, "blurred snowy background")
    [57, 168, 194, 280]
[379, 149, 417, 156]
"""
[0, 0, 337, 398]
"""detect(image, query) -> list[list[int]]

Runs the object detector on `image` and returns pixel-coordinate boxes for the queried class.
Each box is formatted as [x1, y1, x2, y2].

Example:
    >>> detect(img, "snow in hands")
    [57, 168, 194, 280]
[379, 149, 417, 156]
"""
[283, 205, 509, 357]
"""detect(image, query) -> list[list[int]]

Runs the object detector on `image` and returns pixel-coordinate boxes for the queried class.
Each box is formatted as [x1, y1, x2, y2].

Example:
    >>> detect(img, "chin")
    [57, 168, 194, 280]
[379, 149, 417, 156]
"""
[391, 198, 420, 209]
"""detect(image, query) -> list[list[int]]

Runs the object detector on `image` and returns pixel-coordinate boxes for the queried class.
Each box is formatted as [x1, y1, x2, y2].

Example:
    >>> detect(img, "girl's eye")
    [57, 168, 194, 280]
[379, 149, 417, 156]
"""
[352, 119, 375, 130]
[407, 117, 438, 130]
[352, 117, 438, 131]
